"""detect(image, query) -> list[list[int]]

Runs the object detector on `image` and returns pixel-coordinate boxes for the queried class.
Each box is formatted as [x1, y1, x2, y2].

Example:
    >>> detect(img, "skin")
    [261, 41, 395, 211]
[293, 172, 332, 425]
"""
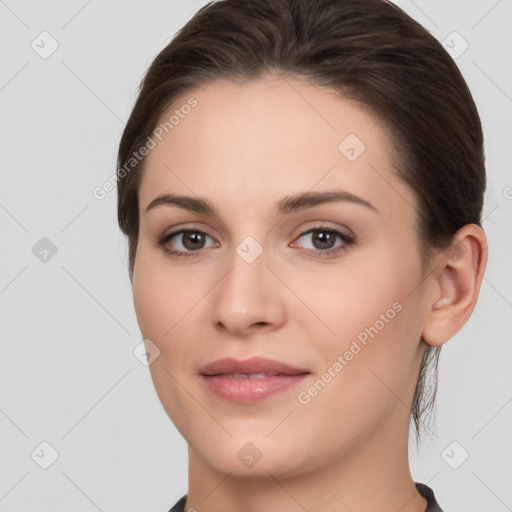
[132, 73, 487, 512]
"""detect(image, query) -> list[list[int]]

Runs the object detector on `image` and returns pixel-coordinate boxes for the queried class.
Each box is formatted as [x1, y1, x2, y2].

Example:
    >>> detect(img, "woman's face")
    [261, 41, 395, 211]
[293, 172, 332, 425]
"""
[133, 75, 433, 478]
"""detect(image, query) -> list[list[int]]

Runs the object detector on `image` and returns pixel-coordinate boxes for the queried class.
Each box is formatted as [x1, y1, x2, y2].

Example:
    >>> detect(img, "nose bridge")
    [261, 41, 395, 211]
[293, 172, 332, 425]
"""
[211, 232, 285, 333]
[220, 234, 270, 305]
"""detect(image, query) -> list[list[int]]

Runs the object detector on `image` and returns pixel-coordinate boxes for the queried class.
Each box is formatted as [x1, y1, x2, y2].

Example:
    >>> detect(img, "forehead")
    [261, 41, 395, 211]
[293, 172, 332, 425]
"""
[138, 75, 415, 219]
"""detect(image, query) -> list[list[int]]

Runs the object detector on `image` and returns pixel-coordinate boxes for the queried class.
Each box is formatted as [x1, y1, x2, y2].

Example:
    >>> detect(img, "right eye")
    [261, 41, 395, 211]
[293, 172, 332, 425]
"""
[158, 228, 218, 257]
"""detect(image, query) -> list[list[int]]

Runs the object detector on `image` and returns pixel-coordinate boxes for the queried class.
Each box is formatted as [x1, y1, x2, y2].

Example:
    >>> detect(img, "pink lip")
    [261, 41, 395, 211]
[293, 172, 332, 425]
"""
[199, 357, 310, 403]
[200, 356, 309, 376]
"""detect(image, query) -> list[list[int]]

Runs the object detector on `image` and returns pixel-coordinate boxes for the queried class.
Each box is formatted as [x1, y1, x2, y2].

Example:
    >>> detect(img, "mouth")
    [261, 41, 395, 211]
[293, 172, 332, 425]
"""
[199, 357, 310, 403]
[214, 372, 298, 378]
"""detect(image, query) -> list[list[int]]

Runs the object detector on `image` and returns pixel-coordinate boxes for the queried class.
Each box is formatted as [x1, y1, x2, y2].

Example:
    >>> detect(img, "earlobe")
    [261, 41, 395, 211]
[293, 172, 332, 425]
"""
[422, 224, 488, 347]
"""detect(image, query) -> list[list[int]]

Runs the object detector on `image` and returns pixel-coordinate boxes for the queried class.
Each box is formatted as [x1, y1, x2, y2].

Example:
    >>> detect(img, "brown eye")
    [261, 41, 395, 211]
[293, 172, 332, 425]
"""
[292, 227, 355, 257]
[158, 229, 217, 257]
[180, 231, 207, 250]
[309, 230, 338, 250]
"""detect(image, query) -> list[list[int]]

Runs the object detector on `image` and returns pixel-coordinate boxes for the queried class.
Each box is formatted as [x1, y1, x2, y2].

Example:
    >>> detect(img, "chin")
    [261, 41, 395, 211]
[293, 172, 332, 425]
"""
[193, 435, 311, 480]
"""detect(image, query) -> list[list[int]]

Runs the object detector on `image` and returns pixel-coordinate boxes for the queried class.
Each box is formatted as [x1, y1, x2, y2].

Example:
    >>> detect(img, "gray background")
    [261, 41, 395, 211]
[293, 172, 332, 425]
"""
[0, 0, 511, 511]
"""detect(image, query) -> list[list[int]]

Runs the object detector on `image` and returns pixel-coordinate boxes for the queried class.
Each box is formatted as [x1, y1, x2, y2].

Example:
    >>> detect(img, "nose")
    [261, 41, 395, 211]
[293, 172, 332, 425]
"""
[211, 243, 286, 337]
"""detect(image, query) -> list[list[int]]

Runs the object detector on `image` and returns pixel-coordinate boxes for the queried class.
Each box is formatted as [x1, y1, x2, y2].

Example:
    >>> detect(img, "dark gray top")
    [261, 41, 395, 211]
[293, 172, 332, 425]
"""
[169, 482, 444, 511]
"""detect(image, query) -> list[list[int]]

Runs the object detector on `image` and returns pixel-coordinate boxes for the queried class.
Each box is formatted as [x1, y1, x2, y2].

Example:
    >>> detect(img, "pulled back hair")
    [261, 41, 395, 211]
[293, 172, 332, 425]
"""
[117, 0, 486, 444]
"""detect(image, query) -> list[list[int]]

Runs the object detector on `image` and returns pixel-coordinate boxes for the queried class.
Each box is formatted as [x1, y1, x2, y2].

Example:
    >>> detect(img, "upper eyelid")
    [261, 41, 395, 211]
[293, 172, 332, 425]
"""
[162, 223, 349, 238]
[162, 227, 216, 243]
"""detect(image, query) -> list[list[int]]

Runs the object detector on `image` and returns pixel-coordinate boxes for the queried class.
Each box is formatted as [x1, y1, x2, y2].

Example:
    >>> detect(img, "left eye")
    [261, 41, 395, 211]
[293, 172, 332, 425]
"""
[292, 227, 354, 253]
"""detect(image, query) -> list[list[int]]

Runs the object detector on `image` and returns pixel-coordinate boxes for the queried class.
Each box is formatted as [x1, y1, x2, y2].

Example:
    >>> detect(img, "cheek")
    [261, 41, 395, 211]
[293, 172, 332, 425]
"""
[132, 242, 217, 383]
[291, 299, 420, 454]
[290, 253, 409, 344]
[132, 247, 201, 432]
[290, 247, 423, 401]
[133, 243, 195, 340]
[132, 271, 171, 342]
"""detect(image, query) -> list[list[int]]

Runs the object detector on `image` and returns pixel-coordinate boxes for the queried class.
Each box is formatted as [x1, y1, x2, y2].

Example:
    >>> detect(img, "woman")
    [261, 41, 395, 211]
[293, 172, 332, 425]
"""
[116, 0, 487, 510]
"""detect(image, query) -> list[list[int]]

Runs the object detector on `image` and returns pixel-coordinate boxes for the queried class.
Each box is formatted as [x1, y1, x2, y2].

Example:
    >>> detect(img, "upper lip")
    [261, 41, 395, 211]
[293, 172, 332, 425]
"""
[200, 357, 310, 376]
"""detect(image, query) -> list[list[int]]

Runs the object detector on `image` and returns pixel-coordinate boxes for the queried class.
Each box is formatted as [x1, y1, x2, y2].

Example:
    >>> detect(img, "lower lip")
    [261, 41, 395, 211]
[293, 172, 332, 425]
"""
[201, 374, 309, 403]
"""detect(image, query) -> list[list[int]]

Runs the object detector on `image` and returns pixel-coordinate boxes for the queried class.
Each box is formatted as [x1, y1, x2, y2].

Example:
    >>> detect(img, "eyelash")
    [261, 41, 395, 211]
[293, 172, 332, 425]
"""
[157, 225, 355, 259]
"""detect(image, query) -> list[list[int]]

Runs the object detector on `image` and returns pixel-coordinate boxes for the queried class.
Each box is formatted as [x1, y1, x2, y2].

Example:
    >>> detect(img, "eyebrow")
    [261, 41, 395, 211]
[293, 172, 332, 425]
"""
[144, 189, 378, 216]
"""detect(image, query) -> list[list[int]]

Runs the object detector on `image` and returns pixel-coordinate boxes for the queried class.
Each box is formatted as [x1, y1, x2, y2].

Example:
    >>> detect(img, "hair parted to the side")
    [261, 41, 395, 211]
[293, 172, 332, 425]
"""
[116, 0, 486, 445]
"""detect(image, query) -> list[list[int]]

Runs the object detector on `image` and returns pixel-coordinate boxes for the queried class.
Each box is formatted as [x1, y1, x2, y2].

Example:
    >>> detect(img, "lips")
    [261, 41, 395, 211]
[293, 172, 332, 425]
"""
[199, 357, 310, 403]
[199, 356, 309, 377]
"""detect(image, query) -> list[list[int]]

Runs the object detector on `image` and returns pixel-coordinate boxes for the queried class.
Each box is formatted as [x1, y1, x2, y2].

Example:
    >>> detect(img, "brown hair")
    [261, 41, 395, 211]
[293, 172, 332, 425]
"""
[117, 0, 486, 444]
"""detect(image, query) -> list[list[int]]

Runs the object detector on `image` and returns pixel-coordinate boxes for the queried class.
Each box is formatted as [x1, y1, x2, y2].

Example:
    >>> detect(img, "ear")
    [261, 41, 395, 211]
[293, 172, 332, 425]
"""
[422, 224, 488, 346]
